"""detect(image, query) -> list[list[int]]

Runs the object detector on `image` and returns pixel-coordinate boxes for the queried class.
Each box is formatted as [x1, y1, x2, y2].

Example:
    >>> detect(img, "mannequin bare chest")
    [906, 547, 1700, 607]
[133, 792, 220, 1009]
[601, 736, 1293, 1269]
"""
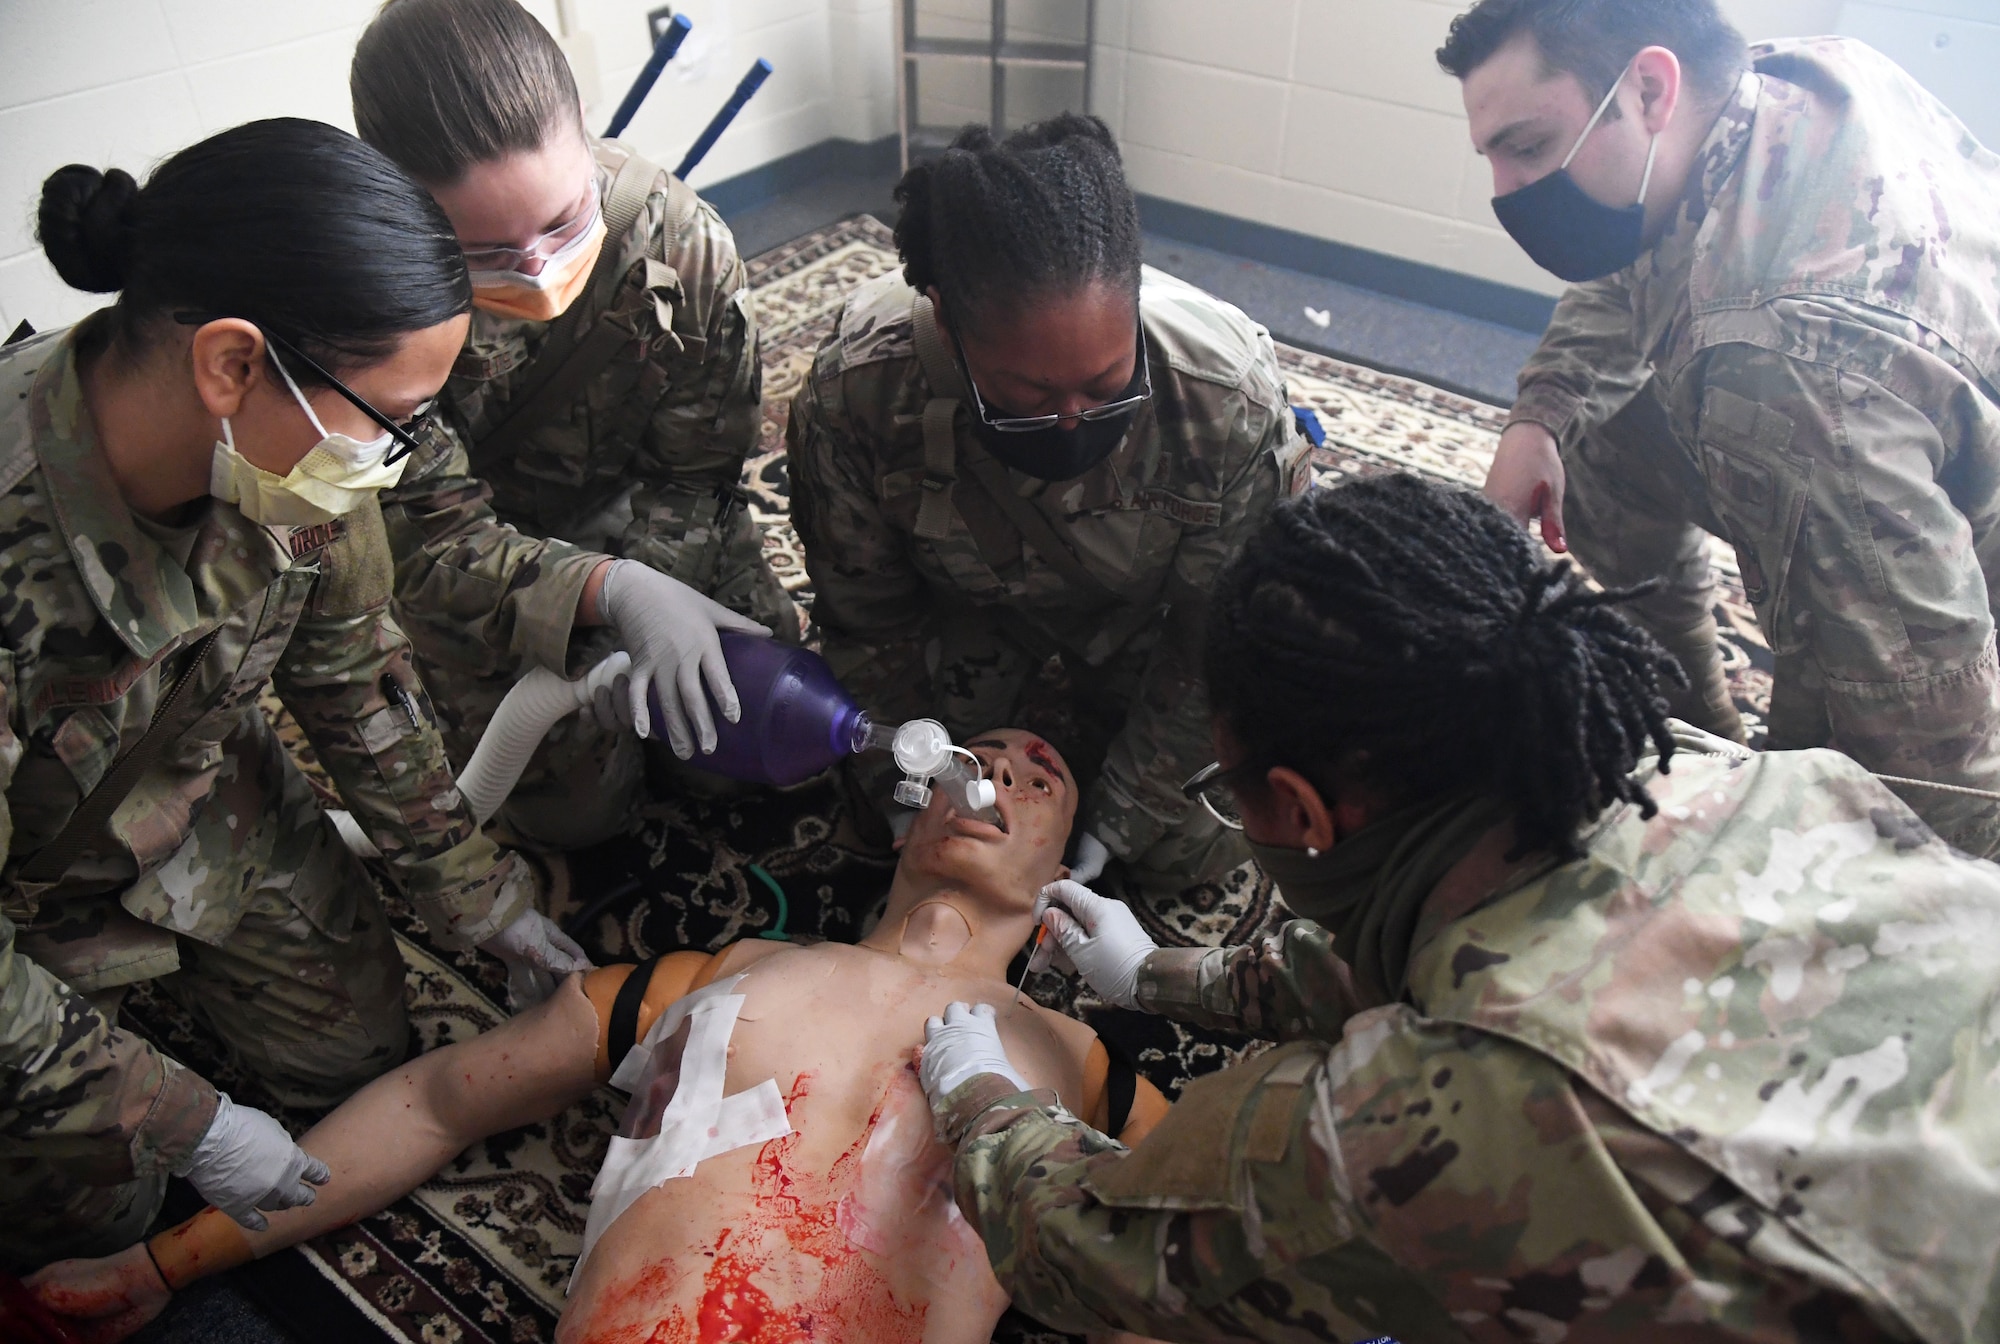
[559, 940, 1092, 1344]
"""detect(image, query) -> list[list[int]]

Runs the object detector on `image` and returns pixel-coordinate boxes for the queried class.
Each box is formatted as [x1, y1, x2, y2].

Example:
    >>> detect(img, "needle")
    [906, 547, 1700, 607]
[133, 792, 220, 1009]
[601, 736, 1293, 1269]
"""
[1014, 925, 1046, 1005]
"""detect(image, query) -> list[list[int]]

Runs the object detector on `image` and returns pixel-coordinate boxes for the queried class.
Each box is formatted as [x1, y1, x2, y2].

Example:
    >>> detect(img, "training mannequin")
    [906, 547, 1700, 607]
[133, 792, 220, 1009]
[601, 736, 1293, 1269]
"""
[29, 729, 1167, 1344]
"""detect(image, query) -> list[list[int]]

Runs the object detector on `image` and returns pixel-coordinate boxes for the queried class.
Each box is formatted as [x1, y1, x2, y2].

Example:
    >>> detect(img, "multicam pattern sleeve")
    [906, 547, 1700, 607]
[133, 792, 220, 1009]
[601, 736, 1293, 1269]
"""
[0, 643, 218, 1179]
[0, 908, 219, 1180]
[379, 418, 606, 682]
[940, 1008, 1902, 1344]
[1509, 275, 1653, 447]
[277, 500, 527, 948]
[1135, 919, 1367, 1042]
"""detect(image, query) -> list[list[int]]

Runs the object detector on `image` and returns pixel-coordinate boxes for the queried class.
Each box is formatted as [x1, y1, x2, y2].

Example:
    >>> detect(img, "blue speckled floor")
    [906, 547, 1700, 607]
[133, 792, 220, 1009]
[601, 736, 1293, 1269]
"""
[1141, 234, 1538, 406]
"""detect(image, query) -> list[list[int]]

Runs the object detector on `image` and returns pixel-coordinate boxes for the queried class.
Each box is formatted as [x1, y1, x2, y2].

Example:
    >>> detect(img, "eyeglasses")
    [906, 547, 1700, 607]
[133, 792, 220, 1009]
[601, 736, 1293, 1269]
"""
[957, 315, 1153, 433]
[1181, 760, 1262, 831]
[459, 180, 602, 273]
[174, 313, 433, 466]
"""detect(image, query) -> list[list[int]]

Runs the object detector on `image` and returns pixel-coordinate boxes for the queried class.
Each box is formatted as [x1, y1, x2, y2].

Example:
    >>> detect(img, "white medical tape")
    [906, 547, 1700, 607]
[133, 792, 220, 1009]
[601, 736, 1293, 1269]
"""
[572, 973, 793, 1285]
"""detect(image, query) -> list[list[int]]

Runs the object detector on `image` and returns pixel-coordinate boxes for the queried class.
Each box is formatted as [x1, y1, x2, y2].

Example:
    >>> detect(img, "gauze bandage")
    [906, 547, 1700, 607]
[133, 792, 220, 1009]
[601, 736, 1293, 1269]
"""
[572, 974, 792, 1282]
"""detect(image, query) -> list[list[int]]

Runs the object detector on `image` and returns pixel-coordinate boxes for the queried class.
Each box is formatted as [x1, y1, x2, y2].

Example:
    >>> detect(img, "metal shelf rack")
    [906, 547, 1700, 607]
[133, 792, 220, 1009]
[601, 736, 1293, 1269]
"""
[896, 0, 1096, 170]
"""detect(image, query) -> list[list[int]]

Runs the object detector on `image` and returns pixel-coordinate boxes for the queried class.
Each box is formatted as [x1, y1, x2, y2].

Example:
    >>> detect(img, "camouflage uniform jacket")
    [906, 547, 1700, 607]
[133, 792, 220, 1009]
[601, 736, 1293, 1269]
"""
[0, 323, 525, 1181]
[939, 726, 2000, 1343]
[381, 137, 763, 680]
[788, 268, 1308, 858]
[1510, 38, 2000, 855]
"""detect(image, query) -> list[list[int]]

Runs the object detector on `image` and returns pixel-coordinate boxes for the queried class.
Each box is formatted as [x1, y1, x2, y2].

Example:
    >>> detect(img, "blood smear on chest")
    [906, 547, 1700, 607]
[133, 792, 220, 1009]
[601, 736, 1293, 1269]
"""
[620, 1072, 932, 1344]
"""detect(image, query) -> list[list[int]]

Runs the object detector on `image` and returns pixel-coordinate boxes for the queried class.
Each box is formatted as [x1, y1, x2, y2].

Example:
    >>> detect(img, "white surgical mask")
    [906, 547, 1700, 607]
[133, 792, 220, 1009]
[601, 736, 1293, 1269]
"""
[210, 351, 408, 527]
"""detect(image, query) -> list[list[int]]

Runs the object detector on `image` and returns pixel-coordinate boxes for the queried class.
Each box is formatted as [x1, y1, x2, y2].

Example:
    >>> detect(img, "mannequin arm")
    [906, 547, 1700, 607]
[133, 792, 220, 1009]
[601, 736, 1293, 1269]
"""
[151, 951, 717, 1282]
[31, 970, 606, 1332]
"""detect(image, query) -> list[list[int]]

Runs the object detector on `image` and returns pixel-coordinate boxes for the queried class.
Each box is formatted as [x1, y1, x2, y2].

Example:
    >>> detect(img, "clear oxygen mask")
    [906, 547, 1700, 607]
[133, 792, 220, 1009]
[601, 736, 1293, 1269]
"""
[880, 719, 1001, 823]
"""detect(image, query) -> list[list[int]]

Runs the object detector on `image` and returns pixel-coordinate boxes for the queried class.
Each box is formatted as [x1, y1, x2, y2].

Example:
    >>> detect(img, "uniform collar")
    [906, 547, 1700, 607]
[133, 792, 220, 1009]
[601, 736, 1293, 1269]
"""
[1630, 70, 1762, 356]
[29, 319, 289, 661]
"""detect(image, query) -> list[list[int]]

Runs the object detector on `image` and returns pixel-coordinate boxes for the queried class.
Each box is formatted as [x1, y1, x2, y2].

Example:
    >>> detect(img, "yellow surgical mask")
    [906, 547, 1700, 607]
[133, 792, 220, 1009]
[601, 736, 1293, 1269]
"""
[469, 213, 608, 323]
[210, 353, 409, 527]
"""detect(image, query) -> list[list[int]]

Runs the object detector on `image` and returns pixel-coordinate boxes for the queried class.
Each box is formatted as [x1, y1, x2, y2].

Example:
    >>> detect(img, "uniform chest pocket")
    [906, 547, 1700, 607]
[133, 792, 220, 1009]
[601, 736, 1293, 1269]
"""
[176, 583, 310, 747]
[881, 470, 1012, 599]
[1699, 387, 1810, 620]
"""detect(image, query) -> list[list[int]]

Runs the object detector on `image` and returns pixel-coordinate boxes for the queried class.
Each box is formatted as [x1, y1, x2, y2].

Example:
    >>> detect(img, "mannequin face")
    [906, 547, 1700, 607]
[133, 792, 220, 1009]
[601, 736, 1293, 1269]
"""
[427, 127, 596, 279]
[935, 282, 1138, 424]
[895, 729, 1076, 915]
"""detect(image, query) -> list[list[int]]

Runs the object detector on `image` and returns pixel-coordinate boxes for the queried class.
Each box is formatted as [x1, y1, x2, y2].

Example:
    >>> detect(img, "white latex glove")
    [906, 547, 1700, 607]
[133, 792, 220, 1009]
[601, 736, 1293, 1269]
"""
[175, 1093, 329, 1231]
[596, 559, 771, 758]
[478, 908, 593, 1012]
[919, 1002, 1030, 1102]
[1028, 879, 1158, 1009]
[1067, 831, 1112, 885]
[581, 651, 634, 734]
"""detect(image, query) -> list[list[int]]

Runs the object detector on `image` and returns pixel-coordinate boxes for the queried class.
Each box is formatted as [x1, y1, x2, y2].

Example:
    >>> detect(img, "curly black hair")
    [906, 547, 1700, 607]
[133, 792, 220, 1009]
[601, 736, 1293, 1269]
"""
[891, 113, 1141, 336]
[1204, 474, 1684, 857]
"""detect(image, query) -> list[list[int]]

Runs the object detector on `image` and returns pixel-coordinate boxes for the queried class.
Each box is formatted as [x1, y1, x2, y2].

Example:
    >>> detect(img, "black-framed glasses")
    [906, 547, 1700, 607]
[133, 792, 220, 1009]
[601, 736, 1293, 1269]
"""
[955, 314, 1153, 433]
[174, 313, 432, 465]
[1181, 760, 1263, 831]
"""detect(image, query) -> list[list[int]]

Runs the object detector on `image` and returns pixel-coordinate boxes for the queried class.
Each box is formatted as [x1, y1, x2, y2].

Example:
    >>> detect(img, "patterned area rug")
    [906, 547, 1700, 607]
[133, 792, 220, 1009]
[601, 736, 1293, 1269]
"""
[122, 215, 1775, 1344]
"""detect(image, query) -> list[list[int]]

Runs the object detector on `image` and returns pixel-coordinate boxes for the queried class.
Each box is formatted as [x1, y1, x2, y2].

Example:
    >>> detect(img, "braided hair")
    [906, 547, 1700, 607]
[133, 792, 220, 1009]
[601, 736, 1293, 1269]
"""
[1205, 474, 1684, 857]
[892, 114, 1142, 335]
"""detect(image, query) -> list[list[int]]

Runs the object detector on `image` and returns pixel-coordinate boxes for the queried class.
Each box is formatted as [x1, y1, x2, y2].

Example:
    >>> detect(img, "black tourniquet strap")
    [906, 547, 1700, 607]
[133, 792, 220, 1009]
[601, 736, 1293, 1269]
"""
[607, 954, 662, 1076]
[1104, 1045, 1138, 1139]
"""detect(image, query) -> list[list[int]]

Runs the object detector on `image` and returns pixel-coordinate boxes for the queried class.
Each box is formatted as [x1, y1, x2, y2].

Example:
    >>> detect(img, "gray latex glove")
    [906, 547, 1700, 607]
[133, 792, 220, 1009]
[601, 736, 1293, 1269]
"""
[919, 1002, 1031, 1103]
[478, 908, 593, 1011]
[175, 1093, 329, 1231]
[1028, 879, 1158, 1009]
[596, 559, 771, 758]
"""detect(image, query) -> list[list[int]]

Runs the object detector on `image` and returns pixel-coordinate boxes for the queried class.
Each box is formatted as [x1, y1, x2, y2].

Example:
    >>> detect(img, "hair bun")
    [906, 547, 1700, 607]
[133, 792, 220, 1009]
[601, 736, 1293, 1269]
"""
[37, 164, 140, 293]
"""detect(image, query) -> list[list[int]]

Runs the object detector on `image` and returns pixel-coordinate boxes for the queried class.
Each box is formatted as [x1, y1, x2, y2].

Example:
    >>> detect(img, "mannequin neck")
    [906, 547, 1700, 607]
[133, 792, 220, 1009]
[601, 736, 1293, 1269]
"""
[859, 874, 1039, 980]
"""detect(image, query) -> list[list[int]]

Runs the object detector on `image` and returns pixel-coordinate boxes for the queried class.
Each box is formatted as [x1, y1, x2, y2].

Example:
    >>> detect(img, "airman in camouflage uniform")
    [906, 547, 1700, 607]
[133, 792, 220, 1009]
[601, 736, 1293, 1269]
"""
[0, 321, 527, 1267]
[1504, 39, 2000, 857]
[788, 266, 1309, 881]
[381, 138, 793, 846]
[936, 722, 2000, 1342]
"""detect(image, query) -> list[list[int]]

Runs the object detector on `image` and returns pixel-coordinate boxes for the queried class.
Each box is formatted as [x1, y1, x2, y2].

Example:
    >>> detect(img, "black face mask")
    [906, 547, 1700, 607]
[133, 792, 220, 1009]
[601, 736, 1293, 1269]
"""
[951, 306, 1152, 482]
[970, 397, 1141, 481]
[1492, 169, 1650, 282]
[1490, 64, 1662, 284]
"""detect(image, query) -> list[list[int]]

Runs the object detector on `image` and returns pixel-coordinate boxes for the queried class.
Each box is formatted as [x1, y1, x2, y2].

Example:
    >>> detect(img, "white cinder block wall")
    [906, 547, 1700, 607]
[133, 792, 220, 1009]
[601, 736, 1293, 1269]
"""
[0, 0, 896, 333]
[1092, 0, 1999, 300]
[3, 0, 1993, 330]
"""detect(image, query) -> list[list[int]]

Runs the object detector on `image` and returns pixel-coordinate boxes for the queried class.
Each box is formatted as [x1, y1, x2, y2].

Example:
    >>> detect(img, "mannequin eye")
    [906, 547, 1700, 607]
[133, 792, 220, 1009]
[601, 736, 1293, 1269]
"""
[1030, 778, 1052, 795]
